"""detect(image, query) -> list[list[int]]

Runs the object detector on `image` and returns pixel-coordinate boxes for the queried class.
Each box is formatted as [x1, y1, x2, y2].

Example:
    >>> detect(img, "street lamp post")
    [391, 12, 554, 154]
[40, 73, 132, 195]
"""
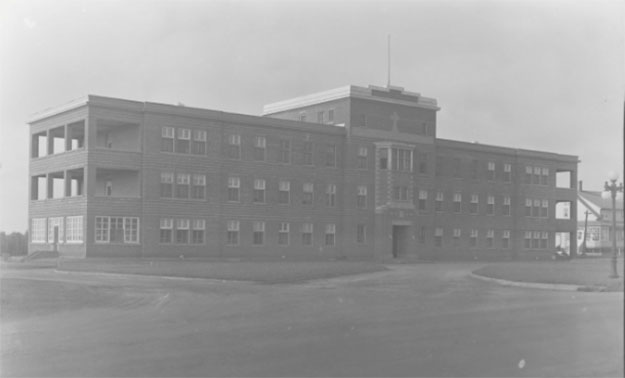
[602, 171, 623, 279]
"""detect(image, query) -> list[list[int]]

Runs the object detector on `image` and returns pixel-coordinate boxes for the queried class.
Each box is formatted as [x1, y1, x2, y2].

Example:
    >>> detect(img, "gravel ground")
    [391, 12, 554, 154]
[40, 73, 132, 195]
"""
[56, 258, 388, 284]
[473, 258, 624, 291]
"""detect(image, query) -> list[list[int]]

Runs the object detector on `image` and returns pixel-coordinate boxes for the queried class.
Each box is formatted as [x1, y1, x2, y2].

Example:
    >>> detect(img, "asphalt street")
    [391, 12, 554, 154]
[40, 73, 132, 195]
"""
[1, 264, 622, 377]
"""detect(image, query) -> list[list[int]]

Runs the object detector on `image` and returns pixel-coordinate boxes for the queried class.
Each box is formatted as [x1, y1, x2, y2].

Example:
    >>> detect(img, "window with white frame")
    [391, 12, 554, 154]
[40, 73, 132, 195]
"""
[328, 109, 335, 123]
[357, 186, 367, 208]
[486, 229, 494, 248]
[65, 216, 84, 243]
[253, 179, 266, 203]
[95, 216, 110, 243]
[524, 231, 532, 249]
[176, 128, 191, 154]
[487, 195, 495, 215]
[160, 218, 173, 243]
[503, 196, 511, 216]
[418, 190, 428, 211]
[532, 231, 541, 249]
[356, 224, 366, 243]
[176, 173, 190, 199]
[192, 130, 207, 155]
[303, 141, 313, 165]
[525, 166, 533, 184]
[161, 172, 174, 198]
[302, 223, 313, 245]
[533, 167, 541, 185]
[502, 230, 510, 248]
[434, 227, 443, 247]
[278, 222, 289, 245]
[453, 193, 462, 213]
[278, 139, 291, 163]
[325, 224, 336, 246]
[278, 180, 290, 204]
[357, 146, 368, 169]
[48, 217, 64, 244]
[469, 229, 478, 247]
[161, 127, 174, 152]
[192, 219, 205, 244]
[302, 183, 314, 205]
[96, 216, 139, 244]
[393, 186, 410, 202]
[487, 161, 496, 180]
[326, 184, 336, 207]
[325, 144, 336, 167]
[525, 199, 533, 216]
[253, 221, 265, 245]
[435, 192, 444, 212]
[191, 174, 206, 200]
[541, 200, 549, 218]
[227, 177, 240, 202]
[124, 217, 139, 244]
[227, 134, 241, 159]
[541, 231, 549, 248]
[503, 163, 512, 182]
[379, 148, 389, 170]
[227, 220, 239, 245]
[532, 199, 541, 217]
[541, 167, 549, 185]
[392, 148, 412, 172]
[470, 194, 479, 214]
[31, 218, 47, 243]
[453, 228, 461, 244]
[253, 136, 266, 161]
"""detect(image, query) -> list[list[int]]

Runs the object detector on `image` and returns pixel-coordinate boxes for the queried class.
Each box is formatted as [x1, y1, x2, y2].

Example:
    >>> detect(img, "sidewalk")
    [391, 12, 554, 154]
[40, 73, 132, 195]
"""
[472, 258, 624, 292]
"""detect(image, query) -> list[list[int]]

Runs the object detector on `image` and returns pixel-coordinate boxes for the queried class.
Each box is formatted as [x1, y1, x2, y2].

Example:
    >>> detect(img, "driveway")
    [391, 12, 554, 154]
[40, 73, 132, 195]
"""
[1, 263, 622, 377]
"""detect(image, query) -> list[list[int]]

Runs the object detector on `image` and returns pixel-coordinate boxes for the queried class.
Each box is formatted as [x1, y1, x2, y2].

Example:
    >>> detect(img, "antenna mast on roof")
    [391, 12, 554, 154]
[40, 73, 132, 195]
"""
[387, 34, 391, 87]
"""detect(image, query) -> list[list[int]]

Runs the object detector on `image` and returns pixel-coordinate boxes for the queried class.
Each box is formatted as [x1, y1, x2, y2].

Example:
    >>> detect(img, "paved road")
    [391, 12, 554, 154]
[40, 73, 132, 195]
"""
[1, 264, 622, 377]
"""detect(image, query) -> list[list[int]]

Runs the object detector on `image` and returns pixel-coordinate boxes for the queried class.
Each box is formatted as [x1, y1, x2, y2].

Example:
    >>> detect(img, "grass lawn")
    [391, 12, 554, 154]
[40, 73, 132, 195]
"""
[56, 258, 388, 284]
[473, 258, 624, 291]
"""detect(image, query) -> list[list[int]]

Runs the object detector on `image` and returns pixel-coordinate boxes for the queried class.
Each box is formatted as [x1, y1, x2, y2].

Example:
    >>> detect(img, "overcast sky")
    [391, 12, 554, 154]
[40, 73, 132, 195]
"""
[0, 0, 623, 233]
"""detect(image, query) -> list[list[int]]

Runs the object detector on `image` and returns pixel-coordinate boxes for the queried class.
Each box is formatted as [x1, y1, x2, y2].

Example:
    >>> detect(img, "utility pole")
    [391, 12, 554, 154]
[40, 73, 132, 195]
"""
[581, 210, 590, 255]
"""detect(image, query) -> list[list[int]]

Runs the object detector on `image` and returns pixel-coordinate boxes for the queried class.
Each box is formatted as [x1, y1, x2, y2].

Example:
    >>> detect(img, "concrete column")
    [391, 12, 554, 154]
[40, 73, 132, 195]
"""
[47, 129, 53, 155]
[64, 124, 70, 151]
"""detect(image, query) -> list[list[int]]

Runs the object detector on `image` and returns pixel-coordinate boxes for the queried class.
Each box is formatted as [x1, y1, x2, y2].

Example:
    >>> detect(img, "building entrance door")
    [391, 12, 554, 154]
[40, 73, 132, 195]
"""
[392, 225, 409, 258]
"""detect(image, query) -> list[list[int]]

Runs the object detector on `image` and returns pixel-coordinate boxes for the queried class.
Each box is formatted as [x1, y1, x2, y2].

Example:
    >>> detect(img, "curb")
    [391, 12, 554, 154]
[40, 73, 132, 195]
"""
[53, 268, 254, 285]
[469, 273, 607, 292]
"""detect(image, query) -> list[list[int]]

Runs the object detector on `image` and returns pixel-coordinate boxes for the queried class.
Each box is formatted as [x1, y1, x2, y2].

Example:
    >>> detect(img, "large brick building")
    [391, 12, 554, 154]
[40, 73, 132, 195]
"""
[28, 84, 579, 260]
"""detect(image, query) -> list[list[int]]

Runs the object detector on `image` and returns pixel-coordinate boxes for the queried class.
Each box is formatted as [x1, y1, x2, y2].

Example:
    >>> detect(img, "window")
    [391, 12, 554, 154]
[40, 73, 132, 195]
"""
[453, 193, 462, 213]
[379, 148, 389, 169]
[227, 220, 239, 245]
[31, 218, 46, 243]
[228, 177, 240, 202]
[486, 229, 494, 248]
[418, 190, 428, 211]
[525, 199, 533, 216]
[299, 113, 307, 122]
[453, 228, 461, 245]
[541, 231, 548, 248]
[470, 194, 479, 214]
[176, 173, 190, 199]
[525, 166, 533, 184]
[503, 163, 512, 182]
[487, 195, 495, 215]
[303, 141, 313, 165]
[359, 114, 367, 127]
[253, 221, 265, 245]
[161, 172, 174, 198]
[253, 136, 266, 161]
[64, 216, 83, 244]
[326, 184, 336, 207]
[253, 179, 266, 203]
[95, 216, 109, 243]
[328, 109, 334, 123]
[317, 111, 324, 123]
[48, 217, 64, 244]
[393, 186, 410, 201]
[532, 231, 541, 249]
[192, 130, 207, 155]
[541, 200, 549, 218]
[434, 227, 443, 247]
[161, 127, 174, 152]
[452, 158, 462, 178]
[325, 144, 336, 167]
[176, 128, 191, 154]
[227, 134, 240, 159]
[302, 223, 313, 245]
[278, 181, 290, 204]
[417, 152, 428, 174]
[192, 219, 205, 244]
[532, 199, 541, 217]
[471, 159, 479, 179]
[541, 168, 549, 185]
[524, 231, 532, 249]
[392, 148, 412, 172]
[96, 216, 139, 244]
[124, 218, 139, 244]
[325, 224, 336, 246]
[357, 186, 367, 208]
[357, 146, 368, 169]
[503, 196, 511, 216]
[160, 218, 173, 244]
[192, 174, 206, 200]
[278, 139, 291, 163]
[278, 223, 289, 245]
[470, 229, 478, 248]
[302, 183, 314, 205]
[487, 162, 495, 180]
[356, 224, 366, 243]
[533, 167, 541, 185]
[502, 230, 510, 248]
[435, 192, 444, 212]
